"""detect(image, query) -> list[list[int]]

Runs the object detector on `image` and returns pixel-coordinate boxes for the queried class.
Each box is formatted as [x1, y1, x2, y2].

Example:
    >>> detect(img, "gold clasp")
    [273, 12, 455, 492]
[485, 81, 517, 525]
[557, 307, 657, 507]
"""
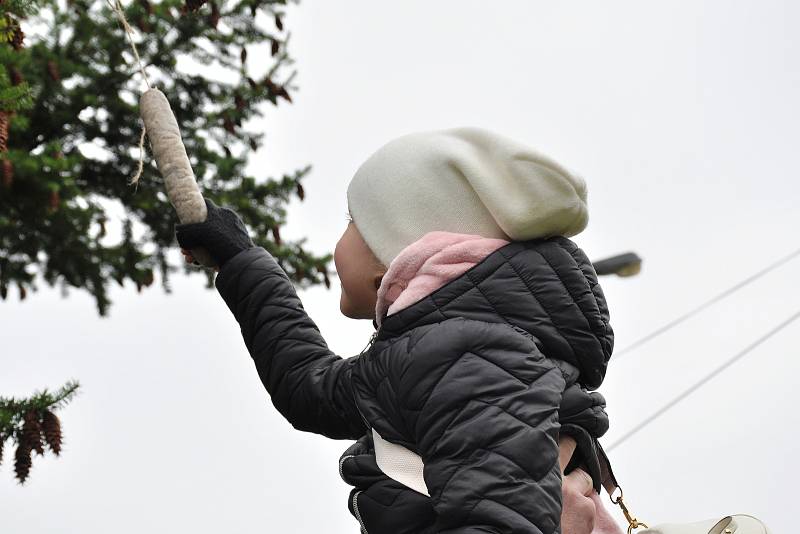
[609, 486, 649, 534]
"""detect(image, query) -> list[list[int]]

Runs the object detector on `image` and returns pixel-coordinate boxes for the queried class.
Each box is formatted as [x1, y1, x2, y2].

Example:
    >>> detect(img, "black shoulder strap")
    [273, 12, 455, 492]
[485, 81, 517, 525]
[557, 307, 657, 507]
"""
[561, 423, 602, 493]
[595, 439, 620, 496]
[561, 423, 622, 496]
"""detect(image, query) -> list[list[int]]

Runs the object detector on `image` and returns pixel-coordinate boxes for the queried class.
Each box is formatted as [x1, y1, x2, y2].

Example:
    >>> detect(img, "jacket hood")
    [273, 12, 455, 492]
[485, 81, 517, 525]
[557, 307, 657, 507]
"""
[374, 235, 614, 389]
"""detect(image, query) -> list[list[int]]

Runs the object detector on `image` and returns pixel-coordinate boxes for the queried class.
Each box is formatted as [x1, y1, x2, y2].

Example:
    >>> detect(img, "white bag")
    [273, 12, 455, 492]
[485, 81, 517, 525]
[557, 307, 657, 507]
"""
[637, 515, 769, 534]
[593, 444, 771, 534]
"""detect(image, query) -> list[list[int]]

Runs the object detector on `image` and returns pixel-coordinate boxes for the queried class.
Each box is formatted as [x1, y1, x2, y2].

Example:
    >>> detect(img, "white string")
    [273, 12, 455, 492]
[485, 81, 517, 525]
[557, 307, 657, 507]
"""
[105, 0, 152, 89]
[131, 127, 146, 191]
[105, 0, 151, 187]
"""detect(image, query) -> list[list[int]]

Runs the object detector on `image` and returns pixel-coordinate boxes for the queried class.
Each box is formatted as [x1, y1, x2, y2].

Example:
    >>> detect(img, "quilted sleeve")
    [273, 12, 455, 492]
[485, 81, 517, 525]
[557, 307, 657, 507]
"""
[214, 247, 367, 440]
[397, 319, 568, 533]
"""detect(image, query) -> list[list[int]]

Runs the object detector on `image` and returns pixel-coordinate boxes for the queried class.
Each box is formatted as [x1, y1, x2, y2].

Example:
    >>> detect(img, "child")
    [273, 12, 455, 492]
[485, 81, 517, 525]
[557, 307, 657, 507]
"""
[176, 127, 622, 533]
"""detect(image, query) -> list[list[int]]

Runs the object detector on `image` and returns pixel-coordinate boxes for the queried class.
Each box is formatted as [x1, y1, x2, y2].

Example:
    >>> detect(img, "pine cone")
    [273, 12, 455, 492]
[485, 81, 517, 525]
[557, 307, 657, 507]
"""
[0, 111, 9, 153]
[18, 283, 27, 301]
[22, 410, 45, 456]
[8, 66, 23, 86]
[11, 25, 24, 51]
[208, 1, 220, 28]
[46, 61, 61, 82]
[240, 47, 247, 65]
[223, 117, 235, 134]
[134, 14, 151, 33]
[296, 182, 304, 201]
[234, 93, 245, 111]
[2, 159, 13, 188]
[315, 264, 330, 288]
[0, 283, 6, 300]
[274, 12, 283, 31]
[271, 39, 280, 57]
[49, 190, 61, 211]
[275, 85, 292, 103]
[262, 77, 278, 94]
[14, 443, 32, 483]
[42, 411, 63, 456]
[271, 225, 281, 245]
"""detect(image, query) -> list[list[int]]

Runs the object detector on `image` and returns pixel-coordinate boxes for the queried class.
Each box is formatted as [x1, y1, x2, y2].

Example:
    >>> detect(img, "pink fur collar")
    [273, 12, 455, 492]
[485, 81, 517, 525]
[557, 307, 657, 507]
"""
[374, 231, 509, 328]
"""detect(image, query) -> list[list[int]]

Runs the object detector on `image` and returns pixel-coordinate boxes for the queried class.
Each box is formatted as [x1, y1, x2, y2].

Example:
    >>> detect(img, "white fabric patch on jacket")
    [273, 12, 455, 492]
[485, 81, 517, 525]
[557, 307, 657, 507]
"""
[372, 428, 430, 497]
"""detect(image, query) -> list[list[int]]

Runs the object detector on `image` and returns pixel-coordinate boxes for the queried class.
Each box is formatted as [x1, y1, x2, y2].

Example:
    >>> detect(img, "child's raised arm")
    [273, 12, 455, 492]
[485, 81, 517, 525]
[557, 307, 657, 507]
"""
[176, 198, 367, 440]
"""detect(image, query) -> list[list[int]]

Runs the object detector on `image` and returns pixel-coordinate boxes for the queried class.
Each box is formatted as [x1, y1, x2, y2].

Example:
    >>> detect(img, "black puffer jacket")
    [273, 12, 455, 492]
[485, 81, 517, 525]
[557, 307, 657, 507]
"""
[215, 235, 613, 534]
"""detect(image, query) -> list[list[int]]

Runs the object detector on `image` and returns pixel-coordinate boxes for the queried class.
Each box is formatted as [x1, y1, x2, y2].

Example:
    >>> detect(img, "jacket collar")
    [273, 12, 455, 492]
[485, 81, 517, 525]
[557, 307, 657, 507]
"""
[374, 235, 614, 389]
[374, 231, 510, 329]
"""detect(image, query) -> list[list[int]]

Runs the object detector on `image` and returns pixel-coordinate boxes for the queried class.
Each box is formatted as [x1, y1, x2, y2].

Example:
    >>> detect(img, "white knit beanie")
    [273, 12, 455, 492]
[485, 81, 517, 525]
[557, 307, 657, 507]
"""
[346, 127, 588, 267]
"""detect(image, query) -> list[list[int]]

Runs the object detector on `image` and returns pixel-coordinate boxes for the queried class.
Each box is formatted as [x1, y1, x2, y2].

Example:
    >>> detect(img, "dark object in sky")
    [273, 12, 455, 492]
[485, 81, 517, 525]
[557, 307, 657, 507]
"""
[593, 252, 643, 277]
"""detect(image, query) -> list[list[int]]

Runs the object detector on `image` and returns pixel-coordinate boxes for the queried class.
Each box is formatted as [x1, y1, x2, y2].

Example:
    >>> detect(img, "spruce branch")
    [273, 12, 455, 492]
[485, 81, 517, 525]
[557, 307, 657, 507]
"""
[0, 380, 79, 483]
[1, 0, 328, 317]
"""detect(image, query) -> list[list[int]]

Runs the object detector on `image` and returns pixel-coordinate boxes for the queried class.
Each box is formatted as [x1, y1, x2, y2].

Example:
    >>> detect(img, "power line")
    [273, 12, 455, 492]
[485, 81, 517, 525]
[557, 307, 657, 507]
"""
[606, 308, 800, 452]
[611, 247, 800, 361]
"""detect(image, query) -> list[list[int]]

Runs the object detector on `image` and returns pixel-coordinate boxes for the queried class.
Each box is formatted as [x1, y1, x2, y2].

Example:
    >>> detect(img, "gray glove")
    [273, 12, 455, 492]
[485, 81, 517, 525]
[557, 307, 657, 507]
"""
[174, 197, 255, 268]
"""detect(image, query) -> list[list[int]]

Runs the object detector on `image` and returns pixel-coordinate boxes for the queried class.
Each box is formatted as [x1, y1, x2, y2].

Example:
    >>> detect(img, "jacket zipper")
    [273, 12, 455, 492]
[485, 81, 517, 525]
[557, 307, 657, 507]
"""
[348, 325, 380, 534]
[352, 490, 368, 534]
[358, 329, 379, 356]
[353, 327, 380, 430]
[359, 311, 388, 356]
[354, 397, 371, 430]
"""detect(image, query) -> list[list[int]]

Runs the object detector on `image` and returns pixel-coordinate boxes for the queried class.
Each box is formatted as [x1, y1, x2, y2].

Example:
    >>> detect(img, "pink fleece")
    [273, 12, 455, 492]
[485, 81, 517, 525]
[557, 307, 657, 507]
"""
[374, 231, 510, 328]
[374, 230, 624, 534]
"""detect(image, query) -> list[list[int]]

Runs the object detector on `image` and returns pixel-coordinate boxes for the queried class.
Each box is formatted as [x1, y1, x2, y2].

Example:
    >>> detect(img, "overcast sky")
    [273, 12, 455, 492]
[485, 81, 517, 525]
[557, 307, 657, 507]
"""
[2, 1, 799, 532]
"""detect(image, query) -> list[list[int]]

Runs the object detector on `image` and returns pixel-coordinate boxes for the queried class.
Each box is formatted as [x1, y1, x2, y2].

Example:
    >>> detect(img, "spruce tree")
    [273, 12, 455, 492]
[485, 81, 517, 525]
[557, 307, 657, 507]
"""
[1, 0, 326, 484]
[1, 0, 329, 317]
